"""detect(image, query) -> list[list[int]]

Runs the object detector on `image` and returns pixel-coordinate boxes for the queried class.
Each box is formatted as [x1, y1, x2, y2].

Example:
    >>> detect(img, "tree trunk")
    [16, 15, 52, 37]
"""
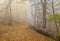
[52, 0, 59, 34]
[41, 0, 46, 28]
[3, 0, 12, 25]
[7, 0, 12, 25]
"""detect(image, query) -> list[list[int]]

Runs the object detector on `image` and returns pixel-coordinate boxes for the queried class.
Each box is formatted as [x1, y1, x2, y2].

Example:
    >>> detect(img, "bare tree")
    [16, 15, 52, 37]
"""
[3, 0, 12, 25]
[31, 4, 37, 27]
[41, 0, 47, 28]
[31, 0, 41, 28]
[51, 0, 59, 34]
[8, 0, 12, 25]
[16, 0, 19, 24]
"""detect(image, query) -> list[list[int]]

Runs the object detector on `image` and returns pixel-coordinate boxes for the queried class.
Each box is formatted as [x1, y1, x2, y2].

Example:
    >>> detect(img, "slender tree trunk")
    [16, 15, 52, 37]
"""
[8, 0, 12, 25]
[52, 0, 59, 34]
[31, 1, 37, 27]
[41, 0, 46, 28]
[3, 0, 12, 25]
[16, 3, 19, 24]
[3, 6, 8, 24]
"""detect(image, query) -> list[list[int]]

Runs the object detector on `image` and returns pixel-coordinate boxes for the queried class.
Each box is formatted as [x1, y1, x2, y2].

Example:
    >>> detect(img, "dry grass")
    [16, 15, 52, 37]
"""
[0, 23, 54, 41]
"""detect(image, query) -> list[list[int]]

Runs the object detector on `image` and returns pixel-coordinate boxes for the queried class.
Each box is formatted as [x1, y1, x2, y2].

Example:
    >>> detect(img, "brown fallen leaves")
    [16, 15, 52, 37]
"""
[0, 23, 54, 41]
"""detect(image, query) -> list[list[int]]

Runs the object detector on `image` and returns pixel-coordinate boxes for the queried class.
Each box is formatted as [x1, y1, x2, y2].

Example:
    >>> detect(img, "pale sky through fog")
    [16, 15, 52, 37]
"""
[0, 0, 60, 25]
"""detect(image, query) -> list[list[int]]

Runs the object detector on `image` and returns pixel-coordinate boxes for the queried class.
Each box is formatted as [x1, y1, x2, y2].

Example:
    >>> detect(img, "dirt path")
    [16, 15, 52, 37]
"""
[0, 23, 54, 41]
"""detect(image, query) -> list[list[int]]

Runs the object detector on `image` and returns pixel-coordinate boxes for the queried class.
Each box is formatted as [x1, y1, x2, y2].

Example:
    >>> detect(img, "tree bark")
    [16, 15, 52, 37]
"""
[41, 0, 47, 28]
[52, 0, 59, 34]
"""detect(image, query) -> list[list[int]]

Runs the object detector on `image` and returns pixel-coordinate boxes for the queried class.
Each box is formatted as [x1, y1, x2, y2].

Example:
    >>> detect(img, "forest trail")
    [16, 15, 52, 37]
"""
[0, 23, 54, 41]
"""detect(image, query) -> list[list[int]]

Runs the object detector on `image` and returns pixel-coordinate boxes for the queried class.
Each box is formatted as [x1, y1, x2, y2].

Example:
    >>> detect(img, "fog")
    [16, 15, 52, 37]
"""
[0, 0, 60, 38]
[0, 0, 34, 25]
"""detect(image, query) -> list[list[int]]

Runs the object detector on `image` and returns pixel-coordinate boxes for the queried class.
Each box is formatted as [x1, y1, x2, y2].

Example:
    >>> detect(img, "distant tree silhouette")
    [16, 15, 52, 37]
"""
[3, 0, 12, 25]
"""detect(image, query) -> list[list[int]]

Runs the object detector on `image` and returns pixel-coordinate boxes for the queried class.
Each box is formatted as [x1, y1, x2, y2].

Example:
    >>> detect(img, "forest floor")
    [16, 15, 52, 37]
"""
[0, 23, 54, 41]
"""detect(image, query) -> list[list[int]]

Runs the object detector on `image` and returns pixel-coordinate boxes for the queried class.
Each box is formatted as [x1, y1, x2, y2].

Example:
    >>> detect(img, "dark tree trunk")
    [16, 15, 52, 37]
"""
[41, 0, 47, 28]
[52, 0, 59, 34]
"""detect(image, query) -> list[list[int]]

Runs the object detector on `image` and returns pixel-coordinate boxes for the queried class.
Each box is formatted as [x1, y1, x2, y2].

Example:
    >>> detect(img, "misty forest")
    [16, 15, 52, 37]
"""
[0, 0, 60, 41]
